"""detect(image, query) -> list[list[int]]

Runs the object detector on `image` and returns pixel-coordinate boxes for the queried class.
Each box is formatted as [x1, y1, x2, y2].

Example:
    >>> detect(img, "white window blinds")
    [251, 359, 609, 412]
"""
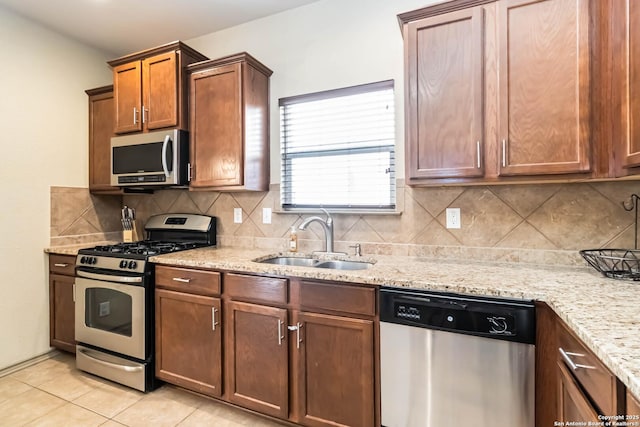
[279, 80, 396, 210]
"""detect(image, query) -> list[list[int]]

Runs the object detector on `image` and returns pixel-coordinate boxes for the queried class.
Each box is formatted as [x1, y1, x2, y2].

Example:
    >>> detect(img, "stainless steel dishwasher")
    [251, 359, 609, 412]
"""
[380, 287, 535, 427]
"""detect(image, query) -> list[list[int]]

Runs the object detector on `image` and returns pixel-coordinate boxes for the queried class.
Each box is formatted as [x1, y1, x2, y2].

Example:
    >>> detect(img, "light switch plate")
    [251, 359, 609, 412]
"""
[446, 208, 461, 229]
[262, 207, 272, 224]
[234, 208, 243, 224]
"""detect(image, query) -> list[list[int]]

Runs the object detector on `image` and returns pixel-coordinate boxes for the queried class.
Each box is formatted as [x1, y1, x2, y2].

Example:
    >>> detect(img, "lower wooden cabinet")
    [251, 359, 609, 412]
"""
[294, 311, 374, 427]
[49, 254, 76, 353]
[557, 361, 600, 422]
[628, 390, 640, 416]
[536, 302, 626, 424]
[225, 301, 289, 418]
[155, 289, 222, 397]
[155, 266, 378, 426]
[155, 265, 223, 397]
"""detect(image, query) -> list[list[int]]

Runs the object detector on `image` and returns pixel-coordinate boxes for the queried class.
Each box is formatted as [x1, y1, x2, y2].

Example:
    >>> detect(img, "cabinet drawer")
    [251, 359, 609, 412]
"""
[299, 280, 376, 317]
[558, 322, 617, 415]
[156, 266, 221, 296]
[49, 254, 76, 276]
[225, 273, 287, 305]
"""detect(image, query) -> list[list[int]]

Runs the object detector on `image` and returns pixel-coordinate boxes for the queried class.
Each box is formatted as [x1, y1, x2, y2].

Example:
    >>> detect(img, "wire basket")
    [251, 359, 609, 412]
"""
[580, 249, 640, 280]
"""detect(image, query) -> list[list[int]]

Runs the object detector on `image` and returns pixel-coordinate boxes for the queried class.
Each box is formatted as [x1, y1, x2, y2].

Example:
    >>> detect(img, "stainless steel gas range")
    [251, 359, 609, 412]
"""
[74, 213, 216, 392]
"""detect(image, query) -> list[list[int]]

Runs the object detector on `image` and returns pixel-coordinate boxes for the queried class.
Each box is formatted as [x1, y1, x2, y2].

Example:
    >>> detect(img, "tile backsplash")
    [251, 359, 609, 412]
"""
[50, 187, 122, 246]
[51, 180, 640, 266]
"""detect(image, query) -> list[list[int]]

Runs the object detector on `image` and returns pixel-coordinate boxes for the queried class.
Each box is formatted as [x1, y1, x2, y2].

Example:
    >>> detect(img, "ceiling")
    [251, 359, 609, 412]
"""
[0, 0, 322, 57]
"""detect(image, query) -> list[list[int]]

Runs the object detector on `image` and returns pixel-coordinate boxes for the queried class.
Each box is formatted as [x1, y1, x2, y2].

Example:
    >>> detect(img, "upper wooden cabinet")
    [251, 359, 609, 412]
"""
[611, 0, 640, 175]
[498, 0, 591, 176]
[405, 7, 485, 179]
[86, 85, 121, 194]
[400, 0, 594, 185]
[188, 53, 272, 191]
[108, 41, 208, 134]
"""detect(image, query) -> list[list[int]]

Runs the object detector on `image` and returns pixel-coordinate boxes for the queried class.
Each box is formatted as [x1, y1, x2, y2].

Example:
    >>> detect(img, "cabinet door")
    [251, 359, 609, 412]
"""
[225, 301, 288, 419]
[113, 61, 142, 134]
[49, 273, 75, 353]
[88, 87, 120, 194]
[190, 63, 243, 188]
[558, 362, 600, 422]
[498, 0, 591, 176]
[619, 1, 640, 168]
[143, 51, 178, 130]
[294, 311, 374, 427]
[155, 289, 222, 397]
[406, 8, 485, 179]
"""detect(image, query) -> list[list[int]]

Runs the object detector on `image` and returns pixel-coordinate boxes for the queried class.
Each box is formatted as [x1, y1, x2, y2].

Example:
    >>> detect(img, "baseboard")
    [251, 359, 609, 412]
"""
[0, 350, 61, 378]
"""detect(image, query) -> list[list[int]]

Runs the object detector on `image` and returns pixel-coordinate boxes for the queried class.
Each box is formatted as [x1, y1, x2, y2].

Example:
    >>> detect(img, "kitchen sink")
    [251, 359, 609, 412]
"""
[258, 256, 320, 267]
[256, 255, 373, 271]
[314, 260, 372, 270]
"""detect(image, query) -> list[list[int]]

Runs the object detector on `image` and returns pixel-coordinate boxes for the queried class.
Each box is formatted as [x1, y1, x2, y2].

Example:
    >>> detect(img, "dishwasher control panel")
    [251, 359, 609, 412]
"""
[381, 287, 536, 344]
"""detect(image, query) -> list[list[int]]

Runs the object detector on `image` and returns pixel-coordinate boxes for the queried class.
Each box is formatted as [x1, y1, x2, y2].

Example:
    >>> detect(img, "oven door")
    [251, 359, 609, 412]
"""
[75, 276, 146, 360]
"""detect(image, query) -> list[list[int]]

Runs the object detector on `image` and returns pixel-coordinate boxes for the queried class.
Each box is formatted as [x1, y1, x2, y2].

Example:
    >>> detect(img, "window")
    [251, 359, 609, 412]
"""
[279, 80, 396, 210]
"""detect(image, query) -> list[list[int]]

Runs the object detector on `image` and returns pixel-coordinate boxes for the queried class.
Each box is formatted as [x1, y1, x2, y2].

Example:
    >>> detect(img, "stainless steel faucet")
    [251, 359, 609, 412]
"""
[299, 208, 336, 254]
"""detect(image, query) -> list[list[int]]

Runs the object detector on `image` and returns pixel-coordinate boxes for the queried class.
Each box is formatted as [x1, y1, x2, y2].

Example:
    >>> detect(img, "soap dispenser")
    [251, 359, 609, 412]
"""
[289, 226, 298, 252]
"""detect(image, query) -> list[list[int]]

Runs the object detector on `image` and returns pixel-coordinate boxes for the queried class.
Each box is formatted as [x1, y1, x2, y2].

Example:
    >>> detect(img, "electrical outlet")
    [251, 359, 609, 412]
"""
[262, 207, 272, 224]
[446, 208, 461, 229]
[234, 208, 243, 224]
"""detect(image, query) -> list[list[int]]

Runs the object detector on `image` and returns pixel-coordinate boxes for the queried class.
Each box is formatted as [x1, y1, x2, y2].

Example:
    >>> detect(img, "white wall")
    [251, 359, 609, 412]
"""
[0, 6, 111, 369]
[186, 0, 436, 183]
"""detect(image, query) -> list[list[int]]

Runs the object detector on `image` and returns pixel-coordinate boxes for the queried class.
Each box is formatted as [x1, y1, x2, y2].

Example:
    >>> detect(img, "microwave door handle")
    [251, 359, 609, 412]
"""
[161, 134, 171, 178]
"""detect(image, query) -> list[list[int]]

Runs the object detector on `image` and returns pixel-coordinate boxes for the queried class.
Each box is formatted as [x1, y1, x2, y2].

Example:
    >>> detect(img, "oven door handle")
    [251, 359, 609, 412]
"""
[76, 270, 143, 283]
[78, 348, 143, 373]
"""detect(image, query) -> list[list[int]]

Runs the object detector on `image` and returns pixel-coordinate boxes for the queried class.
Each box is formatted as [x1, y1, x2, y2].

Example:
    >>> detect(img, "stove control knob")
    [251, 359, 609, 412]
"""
[80, 256, 87, 264]
[128, 261, 137, 269]
[91, 257, 97, 265]
[119, 260, 127, 269]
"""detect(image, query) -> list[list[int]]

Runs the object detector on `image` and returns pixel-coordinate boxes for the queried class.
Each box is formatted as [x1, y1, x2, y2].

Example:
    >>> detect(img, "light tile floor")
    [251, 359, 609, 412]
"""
[0, 353, 282, 427]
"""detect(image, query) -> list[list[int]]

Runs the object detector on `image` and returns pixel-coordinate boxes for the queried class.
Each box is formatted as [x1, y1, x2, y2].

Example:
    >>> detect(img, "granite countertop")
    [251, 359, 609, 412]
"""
[150, 247, 640, 402]
[45, 244, 640, 401]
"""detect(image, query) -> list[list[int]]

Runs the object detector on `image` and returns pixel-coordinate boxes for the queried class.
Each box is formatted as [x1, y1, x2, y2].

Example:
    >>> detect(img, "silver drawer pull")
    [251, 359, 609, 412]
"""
[172, 277, 191, 283]
[559, 347, 596, 371]
[54, 263, 69, 267]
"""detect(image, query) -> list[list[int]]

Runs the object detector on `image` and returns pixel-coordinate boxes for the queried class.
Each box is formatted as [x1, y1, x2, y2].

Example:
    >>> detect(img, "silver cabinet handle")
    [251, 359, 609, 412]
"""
[211, 307, 219, 331]
[476, 140, 481, 168]
[502, 139, 507, 167]
[72, 283, 76, 303]
[54, 263, 69, 267]
[277, 319, 284, 346]
[133, 107, 138, 125]
[559, 347, 596, 371]
[172, 277, 191, 283]
[288, 323, 303, 349]
[142, 105, 147, 124]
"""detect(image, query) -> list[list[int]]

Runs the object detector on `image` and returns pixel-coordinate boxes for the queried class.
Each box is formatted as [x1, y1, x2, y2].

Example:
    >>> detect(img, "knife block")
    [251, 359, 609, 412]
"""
[123, 221, 141, 243]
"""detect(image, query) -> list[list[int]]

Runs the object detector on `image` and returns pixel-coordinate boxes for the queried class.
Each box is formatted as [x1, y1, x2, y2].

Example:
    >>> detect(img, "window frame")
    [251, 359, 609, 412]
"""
[279, 80, 396, 211]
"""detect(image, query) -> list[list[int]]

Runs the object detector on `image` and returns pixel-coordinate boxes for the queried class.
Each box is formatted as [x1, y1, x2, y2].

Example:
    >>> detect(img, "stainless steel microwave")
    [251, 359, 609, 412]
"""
[110, 129, 189, 188]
